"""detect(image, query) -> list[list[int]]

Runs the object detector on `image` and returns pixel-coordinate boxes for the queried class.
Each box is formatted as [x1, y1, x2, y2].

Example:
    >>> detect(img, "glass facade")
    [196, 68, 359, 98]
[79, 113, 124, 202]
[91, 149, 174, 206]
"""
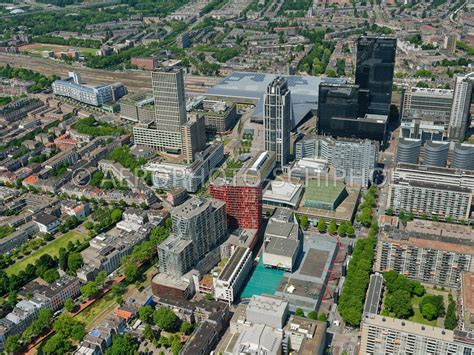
[355, 37, 396, 116]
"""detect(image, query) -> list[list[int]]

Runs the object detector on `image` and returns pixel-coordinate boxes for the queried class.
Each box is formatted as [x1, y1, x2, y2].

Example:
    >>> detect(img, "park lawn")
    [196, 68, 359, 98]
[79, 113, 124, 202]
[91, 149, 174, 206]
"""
[408, 295, 438, 326]
[19, 43, 97, 56]
[75, 291, 117, 330]
[6, 230, 87, 276]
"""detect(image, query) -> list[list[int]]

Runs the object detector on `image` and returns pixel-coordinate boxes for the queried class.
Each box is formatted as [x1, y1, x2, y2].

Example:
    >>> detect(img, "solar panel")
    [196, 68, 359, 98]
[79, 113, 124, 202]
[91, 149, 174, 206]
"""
[251, 73, 265, 82]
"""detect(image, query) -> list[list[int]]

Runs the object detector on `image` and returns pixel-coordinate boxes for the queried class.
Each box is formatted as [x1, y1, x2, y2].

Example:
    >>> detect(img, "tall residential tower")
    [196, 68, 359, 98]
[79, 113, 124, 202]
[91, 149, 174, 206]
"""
[264, 77, 291, 167]
[448, 73, 473, 140]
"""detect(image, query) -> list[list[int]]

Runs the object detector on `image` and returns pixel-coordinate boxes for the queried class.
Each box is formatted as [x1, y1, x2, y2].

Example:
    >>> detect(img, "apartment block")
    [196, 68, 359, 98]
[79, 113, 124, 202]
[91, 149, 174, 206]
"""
[375, 232, 474, 287]
[360, 314, 474, 354]
[144, 142, 224, 192]
[388, 179, 472, 222]
[19, 275, 81, 311]
[209, 174, 262, 231]
[0, 97, 44, 123]
[294, 135, 378, 186]
[158, 196, 227, 278]
[388, 163, 474, 222]
[214, 246, 252, 303]
[77, 225, 151, 281]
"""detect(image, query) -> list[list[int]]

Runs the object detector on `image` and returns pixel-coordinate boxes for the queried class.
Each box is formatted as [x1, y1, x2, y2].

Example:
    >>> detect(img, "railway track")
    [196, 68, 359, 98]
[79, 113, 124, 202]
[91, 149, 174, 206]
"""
[0, 53, 219, 93]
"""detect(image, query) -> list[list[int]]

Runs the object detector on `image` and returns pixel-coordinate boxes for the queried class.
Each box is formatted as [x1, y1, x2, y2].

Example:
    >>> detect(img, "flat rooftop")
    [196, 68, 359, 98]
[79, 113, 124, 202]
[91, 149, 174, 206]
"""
[265, 237, 299, 258]
[240, 258, 284, 300]
[263, 181, 303, 207]
[304, 179, 346, 205]
[218, 247, 249, 282]
[364, 273, 384, 316]
[207, 71, 346, 128]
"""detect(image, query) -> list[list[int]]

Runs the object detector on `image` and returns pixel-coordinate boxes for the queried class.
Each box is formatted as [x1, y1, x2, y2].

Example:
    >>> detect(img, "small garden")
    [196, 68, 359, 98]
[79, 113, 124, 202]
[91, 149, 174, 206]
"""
[238, 133, 253, 155]
[382, 271, 455, 327]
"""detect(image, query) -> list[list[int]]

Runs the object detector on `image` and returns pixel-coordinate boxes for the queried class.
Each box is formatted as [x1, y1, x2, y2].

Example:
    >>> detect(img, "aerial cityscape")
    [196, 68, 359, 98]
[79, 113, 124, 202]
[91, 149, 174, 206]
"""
[0, 0, 473, 354]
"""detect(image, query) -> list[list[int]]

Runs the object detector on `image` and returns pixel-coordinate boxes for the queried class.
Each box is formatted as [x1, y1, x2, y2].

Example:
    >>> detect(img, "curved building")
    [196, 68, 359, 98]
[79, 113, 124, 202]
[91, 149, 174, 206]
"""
[423, 141, 449, 167]
[397, 138, 421, 164]
[452, 143, 474, 170]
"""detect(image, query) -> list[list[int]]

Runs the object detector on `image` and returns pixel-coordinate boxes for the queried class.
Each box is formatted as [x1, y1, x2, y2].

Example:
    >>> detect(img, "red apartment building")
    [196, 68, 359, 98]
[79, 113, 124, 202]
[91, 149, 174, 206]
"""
[131, 57, 157, 71]
[209, 179, 262, 231]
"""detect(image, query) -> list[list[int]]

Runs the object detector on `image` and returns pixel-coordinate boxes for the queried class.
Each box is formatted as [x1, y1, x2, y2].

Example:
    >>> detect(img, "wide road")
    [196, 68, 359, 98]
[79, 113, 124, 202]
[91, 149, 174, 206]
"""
[0, 53, 220, 93]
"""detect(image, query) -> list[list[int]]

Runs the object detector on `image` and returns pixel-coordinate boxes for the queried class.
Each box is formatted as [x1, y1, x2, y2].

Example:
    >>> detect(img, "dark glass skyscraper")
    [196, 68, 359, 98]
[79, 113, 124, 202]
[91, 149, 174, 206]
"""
[355, 36, 397, 116]
[318, 83, 360, 132]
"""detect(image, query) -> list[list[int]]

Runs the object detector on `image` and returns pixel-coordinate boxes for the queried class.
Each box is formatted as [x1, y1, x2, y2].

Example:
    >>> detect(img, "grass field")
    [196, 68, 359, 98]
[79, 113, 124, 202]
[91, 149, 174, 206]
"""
[6, 230, 87, 276]
[75, 291, 117, 330]
[408, 295, 438, 326]
[19, 43, 97, 56]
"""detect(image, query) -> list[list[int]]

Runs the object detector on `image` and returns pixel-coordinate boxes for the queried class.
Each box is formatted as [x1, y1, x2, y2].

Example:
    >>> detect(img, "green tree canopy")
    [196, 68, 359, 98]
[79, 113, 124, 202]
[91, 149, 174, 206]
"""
[139, 305, 154, 324]
[153, 307, 179, 332]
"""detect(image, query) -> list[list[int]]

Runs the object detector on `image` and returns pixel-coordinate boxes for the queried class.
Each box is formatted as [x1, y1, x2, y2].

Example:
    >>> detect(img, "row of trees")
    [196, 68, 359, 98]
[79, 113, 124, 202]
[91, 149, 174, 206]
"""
[0, 65, 58, 93]
[4, 308, 53, 353]
[33, 35, 101, 49]
[5, 312, 85, 354]
[1, 240, 86, 308]
[294, 307, 327, 322]
[74, 116, 126, 137]
[122, 223, 171, 284]
[84, 207, 123, 236]
[445, 293, 458, 330]
[338, 222, 378, 326]
[139, 305, 190, 354]
[356, 186, 377, 227]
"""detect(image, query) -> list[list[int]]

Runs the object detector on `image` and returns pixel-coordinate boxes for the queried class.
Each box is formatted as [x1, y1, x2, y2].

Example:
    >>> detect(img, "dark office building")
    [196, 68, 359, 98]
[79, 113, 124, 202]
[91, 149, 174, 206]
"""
[355, 36, 397, 116]
[318, 83, 359, 132]
[324, 114, 387, 142]
[317, 83, 386, 142]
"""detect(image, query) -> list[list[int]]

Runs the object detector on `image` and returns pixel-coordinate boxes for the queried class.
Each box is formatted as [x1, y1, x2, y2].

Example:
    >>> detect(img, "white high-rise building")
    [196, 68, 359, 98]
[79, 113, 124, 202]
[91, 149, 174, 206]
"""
[295, 135, 378, 186]
[448, 73, 474, 140]
[264, 77, 291, 167]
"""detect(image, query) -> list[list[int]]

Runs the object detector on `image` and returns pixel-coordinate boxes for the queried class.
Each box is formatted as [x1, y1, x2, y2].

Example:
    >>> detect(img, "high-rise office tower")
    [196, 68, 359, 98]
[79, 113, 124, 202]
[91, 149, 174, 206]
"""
[448, 73, 473, 140]
[318, 83, 362, 133]
[355, 36, 396, 116]
[152, 68, 187, 149]
[134, 66, 207, 156]
[264, 77, 291, 167]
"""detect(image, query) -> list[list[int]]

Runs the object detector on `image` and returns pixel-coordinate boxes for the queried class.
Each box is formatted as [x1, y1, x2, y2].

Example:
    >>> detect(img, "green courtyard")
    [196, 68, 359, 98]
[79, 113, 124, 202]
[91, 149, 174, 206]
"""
[7, 230, 87, 276]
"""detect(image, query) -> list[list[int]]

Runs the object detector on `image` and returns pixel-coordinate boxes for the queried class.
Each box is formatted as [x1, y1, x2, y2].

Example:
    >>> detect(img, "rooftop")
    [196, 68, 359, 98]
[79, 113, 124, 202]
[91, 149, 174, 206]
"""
[207, 71, 345, 128]
[304, 179, 347, 204]
[218, 246, 249, 282]
[246, 294, 289, 321]
[263, 181, 303, 207]
[34, 212, 58, 226]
